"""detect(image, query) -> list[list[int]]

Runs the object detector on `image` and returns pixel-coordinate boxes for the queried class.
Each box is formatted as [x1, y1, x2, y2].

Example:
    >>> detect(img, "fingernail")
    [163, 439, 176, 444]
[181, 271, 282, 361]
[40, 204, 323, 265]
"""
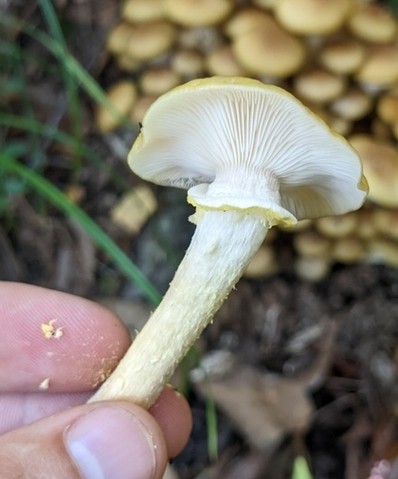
[65, 406, 157, 479]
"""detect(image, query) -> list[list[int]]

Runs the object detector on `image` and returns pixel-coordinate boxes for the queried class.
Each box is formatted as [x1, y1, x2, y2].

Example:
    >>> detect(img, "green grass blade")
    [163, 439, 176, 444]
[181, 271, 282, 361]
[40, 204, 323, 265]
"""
[292, 456, 313, 479]
[0, 155, 162, 306]
[38, 0, 83, 170]
[38, 0, 66, 47]
[206, 398, 218, 462]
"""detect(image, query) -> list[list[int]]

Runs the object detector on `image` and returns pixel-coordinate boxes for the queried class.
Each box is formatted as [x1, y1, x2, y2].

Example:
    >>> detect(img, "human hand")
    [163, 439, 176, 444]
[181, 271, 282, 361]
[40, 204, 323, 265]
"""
[0, 282, 192, 479]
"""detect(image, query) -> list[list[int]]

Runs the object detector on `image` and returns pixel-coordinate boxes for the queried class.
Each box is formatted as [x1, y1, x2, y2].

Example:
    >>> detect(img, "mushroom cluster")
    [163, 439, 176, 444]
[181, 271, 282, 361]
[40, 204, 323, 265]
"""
[98, 0, 398, 279]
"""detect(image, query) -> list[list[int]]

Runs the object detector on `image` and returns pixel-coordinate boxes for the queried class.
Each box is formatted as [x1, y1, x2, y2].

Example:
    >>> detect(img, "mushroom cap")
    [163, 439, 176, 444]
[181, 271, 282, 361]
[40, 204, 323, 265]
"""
[377, 90, 398, 125]
[107, 22, 135, 56]
[163, 0, 232, 27]
[224, 8, 271, 38]
[320, 39, 366, 75]
[139, 68, 181, 96]
[206, 44, 247, 77]
[347, 4, 397, 44]
[171, 49, 204, 79]
[330, 87, 372, 121]
[293, 69, 346, 104]
[349, 134, 398, 208]
[122, 0, 165, 23]
[231, 15, 306, 78]
[125, 22, 176, 61]
[96, 81, 137, 133]
[355, 45, 398, 88]
[274, 0, 353, 36]
[129, 77, 368, 226]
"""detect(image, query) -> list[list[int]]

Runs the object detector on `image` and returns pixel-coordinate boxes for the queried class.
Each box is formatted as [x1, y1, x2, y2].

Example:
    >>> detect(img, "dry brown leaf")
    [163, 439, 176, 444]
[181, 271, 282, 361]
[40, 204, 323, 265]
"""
[191, 350, 314, 451]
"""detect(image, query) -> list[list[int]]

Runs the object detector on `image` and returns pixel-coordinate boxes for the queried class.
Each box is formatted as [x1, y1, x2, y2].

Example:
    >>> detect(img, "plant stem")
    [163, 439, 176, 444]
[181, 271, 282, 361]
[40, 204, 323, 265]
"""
[90, 209, 269, 408]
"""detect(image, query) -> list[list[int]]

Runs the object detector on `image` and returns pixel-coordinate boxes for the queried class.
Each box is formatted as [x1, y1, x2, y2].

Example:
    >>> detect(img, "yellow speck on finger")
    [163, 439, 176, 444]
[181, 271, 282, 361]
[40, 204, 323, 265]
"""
[41, 319, 64, 339]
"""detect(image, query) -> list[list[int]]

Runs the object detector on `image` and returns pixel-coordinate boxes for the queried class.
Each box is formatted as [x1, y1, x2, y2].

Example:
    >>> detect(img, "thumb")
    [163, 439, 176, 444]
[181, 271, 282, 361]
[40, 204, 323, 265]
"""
[0, 401, 168, 479]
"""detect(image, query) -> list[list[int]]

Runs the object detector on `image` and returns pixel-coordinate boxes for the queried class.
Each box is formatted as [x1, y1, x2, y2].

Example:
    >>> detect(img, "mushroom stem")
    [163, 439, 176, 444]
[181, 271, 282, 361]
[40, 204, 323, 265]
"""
[90, 209, 269, 408]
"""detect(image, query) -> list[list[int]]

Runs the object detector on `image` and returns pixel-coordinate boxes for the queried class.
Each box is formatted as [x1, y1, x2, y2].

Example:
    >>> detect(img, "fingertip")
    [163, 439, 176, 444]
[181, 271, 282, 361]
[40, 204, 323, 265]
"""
[0, 401, 169, 479]
[150, 386, 193, 458]
[65, 403, 168, 479]
[0, 282, 132, 393]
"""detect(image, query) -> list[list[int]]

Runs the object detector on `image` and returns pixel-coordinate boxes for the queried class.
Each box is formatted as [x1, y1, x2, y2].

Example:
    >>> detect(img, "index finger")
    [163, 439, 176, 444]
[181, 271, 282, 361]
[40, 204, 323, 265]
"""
[0, 282, 131, 393]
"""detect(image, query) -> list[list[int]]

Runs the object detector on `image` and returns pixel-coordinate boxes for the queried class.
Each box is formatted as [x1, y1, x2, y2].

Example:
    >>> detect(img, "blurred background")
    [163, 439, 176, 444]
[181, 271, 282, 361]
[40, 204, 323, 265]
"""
[1, 1, 398, 478]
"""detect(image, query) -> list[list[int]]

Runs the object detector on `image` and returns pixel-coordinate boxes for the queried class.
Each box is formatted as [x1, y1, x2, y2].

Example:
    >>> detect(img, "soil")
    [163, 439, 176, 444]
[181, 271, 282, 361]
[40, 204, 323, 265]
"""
[2, 2, 398, 478]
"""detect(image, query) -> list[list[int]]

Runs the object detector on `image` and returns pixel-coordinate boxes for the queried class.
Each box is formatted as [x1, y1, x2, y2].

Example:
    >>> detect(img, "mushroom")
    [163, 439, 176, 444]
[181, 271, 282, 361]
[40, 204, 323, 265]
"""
[293, 68, 346, 104]
[377, 89, 398, 126]
[295, 255, 332, 282]
[90, 77, 367, 407]
[347, 3, 397, 44]
[130, 95, 156, 124]
[163, 0, 233, 27]
[228, 10, 306, 79]
[244, 244, 279, 279]
[274, 0, 353, 36]
[125, 21, 176, 61]
[96, 80, 137, 133]
[122, 0, 165, 23]
[206, 44, 247, 77]
[293, 230, 332, 258]
[373, 209, 398, 241]
[329, 87, 372, 121]
[349, 134, 398, 208]
[171, 48, 204, 80]
[332, 237, 365, 264]
[355, 45, 398, 91]
[139, 67, 181, 96]
[315, 212, 358, 238]
[319, 39, 366, 75]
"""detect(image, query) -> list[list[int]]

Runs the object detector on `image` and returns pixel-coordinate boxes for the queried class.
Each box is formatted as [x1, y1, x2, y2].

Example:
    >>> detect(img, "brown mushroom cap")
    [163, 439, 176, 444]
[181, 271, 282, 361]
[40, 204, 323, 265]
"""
[295, 256, 331, 282]
[163, 0, 233, 27]
[293, 69, 346, 104]
[293, 230, 332, 257]
[130, 96, 156, 124]
[232, 14, 306, 78]
[96, 81, 137, 133]
[366, 239, 398, 268]
[315, 213, 358, 238]
[122, 0, 165, 23]
[332, 237, 365, 264]
[355, 45, 398, 88]
[320, 39, 366, 75]
[373, 209, 398, 241]
[244, 245, 278, 278]
[107, 22, 135, 56]
[126, 22, 176, 61]
[171, 49, 204, 79]
[357, 209, 377, 240]
[224, 8, 271, 38]
[115, 53, 142, 72]
[206, 44, 247, 77]
[330, 87, 372, 121]
[349, 134, 398, 208]
[140, 68, 181, 96]
[274, 0, 353, 36]
[377, 90, 398, 125]
[347, 4, 397, 44]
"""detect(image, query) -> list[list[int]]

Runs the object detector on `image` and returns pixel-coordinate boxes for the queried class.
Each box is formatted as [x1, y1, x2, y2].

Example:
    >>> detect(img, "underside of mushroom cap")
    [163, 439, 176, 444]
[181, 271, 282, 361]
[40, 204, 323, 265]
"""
[129, 77, 368, 225]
